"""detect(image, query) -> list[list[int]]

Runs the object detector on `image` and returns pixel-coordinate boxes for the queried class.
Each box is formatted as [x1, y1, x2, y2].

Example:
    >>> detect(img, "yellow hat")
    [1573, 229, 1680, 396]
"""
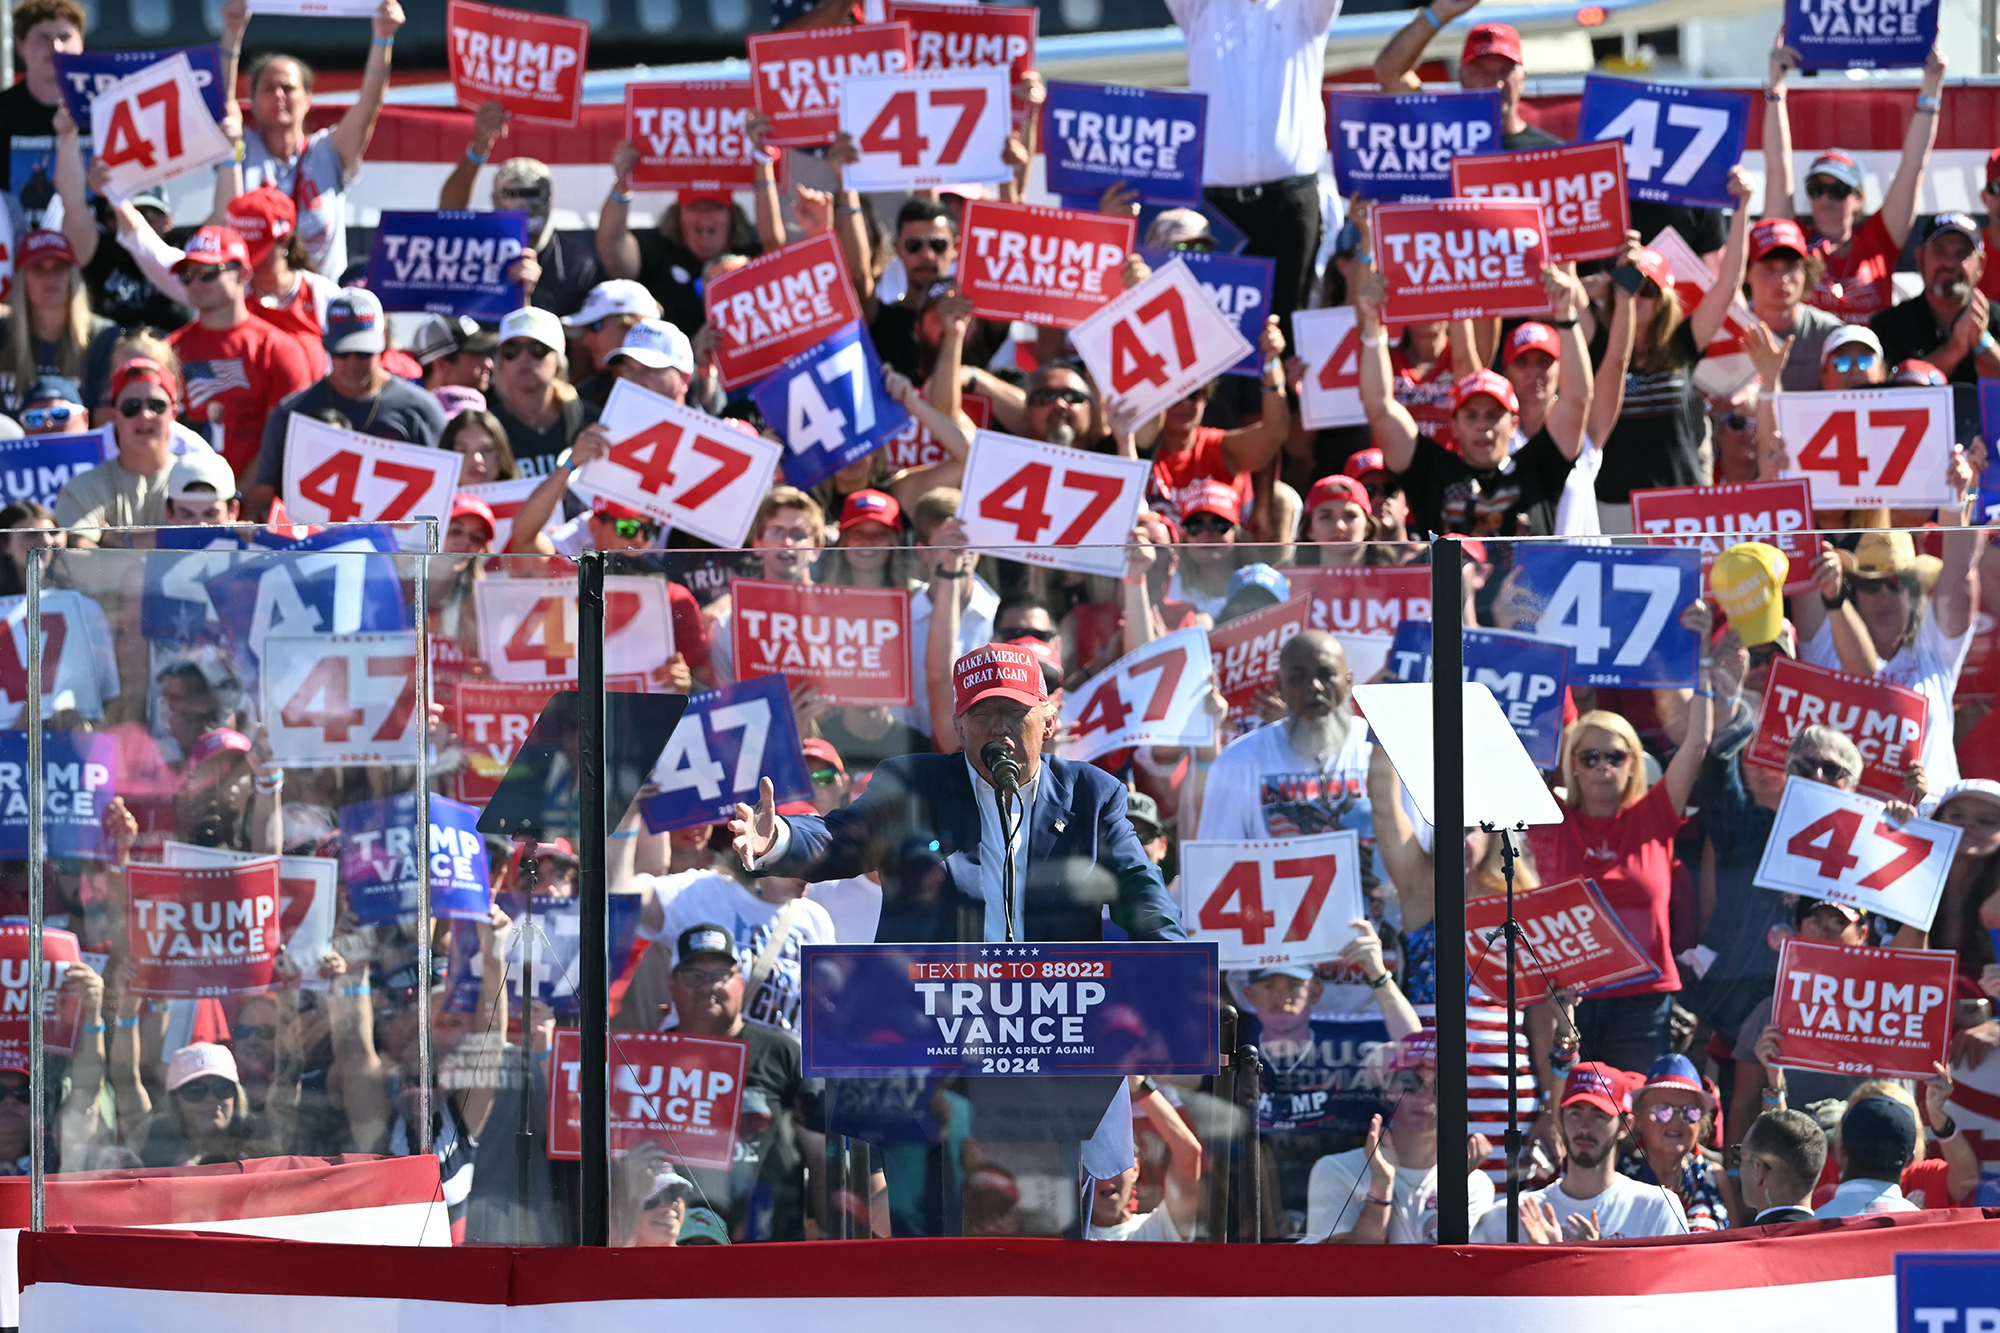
[1710, 542, 1788, 647]
[1835, 530, 1942, 593]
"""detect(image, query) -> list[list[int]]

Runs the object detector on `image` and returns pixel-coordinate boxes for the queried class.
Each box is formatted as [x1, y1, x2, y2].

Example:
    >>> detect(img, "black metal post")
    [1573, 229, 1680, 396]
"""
[515, 851, 538, 1244]
[1202, 1005, 1237, 1243]
[1236, 1042, 1261, 1242]
[577, 553, 611, 1245]
[1430, 539, 1470, 1244]
[1497, 826, 1523, 1242]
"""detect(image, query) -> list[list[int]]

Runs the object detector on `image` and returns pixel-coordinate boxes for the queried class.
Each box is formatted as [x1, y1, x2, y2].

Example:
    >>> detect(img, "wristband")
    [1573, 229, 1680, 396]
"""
[1764, 90, 1786, 103]
[1364, 970, 1392, 990]
[1366, 1194, 1393, 1208]
[1929, 1115, 1958, 1142]
[373, 34, 395, 48]
[1360, 332, 1388, 347]
[116, 1016, 141, 1029]
[1692, 688, 1714, 699]
[254, 772, 284, 793]
[1820, 589, 1846, 610]
[1419, 4, 1440, 28]
[338, 981, 370, 997]
[836, 205, 863, 216]
[1545, 318, 1578, 329]
[466, 147, 489, 166]
[1914, 93, 1940, 114]
[609, 187, 635, 206]
[79, 1023, 104, 1035]
[1762, 1085, 1785, 1105]
[1977, 330, 1997, 355]
[232, 138, 246, 164]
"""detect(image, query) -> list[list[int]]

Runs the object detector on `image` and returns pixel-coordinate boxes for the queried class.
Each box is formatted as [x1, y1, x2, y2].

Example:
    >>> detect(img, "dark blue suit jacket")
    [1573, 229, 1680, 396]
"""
[759, 753, 1185, 943]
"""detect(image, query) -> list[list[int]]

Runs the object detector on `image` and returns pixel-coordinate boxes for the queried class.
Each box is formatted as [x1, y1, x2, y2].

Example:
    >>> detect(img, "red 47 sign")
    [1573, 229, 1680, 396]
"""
[583, 380, 783, 547]
[1292, 306, 1364, 430]
[1774, 386, 1957, 510]
[260, 632, 421, 767]
[0, 591, 108, 724]
[1177, 831, 1363, 970]
[282, 416, 464, 528]
[1069, 259, 1253, 424]
[90, 53, 233, 204]
[1753, 776, 1962, 929]
[954, 430, 1150, 577]
[474, 575, 674, 685]
[839, 69, 1014, 191]
[1056, 625, 1216, 763]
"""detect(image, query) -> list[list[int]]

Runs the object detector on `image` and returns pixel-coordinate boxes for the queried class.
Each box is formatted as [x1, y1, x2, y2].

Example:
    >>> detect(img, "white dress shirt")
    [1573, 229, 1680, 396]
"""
[1165, 0, 1345, 187]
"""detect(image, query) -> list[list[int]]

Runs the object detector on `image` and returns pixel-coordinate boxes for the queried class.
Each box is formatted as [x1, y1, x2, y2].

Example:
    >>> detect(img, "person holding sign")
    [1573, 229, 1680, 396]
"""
[0, 0, 84, 215]
[598, 145, 761, 340]
[1375, 7, 1551, 151]
[488, 306, 600, 478]
[440, 108, 602, 320]
[1888, 781, 2000, 1069]
[1867, 213, 2000, 387]
[53, 356, 182, 542]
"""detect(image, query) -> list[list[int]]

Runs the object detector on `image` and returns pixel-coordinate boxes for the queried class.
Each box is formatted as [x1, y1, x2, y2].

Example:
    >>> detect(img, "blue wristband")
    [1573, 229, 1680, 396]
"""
[338, 981, 370, 997]
[115, 1016, 141, 1029]
[465, 147, 489, 166]
[373, 34, 395, 48]
[1421, 4, 1441, 27]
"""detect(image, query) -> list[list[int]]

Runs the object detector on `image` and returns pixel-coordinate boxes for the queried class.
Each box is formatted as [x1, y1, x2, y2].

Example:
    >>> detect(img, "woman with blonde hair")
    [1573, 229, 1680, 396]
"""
[1, 230, 118, 416]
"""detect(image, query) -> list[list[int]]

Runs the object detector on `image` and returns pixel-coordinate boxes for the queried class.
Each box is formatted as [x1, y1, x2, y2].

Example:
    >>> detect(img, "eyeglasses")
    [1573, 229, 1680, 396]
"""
[809, 766, 841, 787]
[175, 1077, 237, 1103]
[609, 517, 657, 540]
[499, 185, 550, 201]
[0, 1086, 29, 1104]
[1720, 412, 1751, 433]
[1027, 387, 1091, 407]
[501, 341, 554, 361]
[331, 350, 375, 361]
[1747, 643, 1786, 668]
[1852, 575, 1903, 596]
[1182, 514, 1235, 535]
[1828, 352, 1877, 374]
[20, 406, 76, 430]
[899, 236, 951, 256]
[117, 397, 171, 418]
[999, 625, 1057, 643]
[234, 1024, 276, 1041]
[760, 525, 813, 544]
[1789, 757, 1852, 782]
[674, 965, 738, 988]
[184, 263, 240, 283]
[1577, 748, 1631, 770]
[1646, 1102, 1704, 1125]
[1806, 179, 1855, 201]
[1726, 1143, 1767, 1170]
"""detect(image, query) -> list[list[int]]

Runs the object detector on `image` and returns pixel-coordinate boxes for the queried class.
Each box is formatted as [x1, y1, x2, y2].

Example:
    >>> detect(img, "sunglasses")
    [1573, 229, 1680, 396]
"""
[184, 262, 240, 283]
[899, 236, 951, 256]
[674, 965, 738, 988]
[1182, 514, 1235, 535]
[609, 517, 657, 540]
[331, 350, 375, 361]
[1027, 387, 1091, 407]
[21, 406, 77, 430]
[1806, 179, 1855, 200]
[175, 1077, 236, 1103]
[117, 397, 171, 418]
[1789, 757, 1852, 782]
[499, 185, 550, 201]
[234, 1024, 277, 1041]
[1852, 574, 1902, 595]
[1646, 1102, 1704, 1125]
[809, 766, 841, 787]
[0, 1086, 28, 1104]
[1168, 237, 1216, 252]
[501, 341, 554, 361]
[999, 625, 1058, 643]
[1747, 643, 1786, 668]
[1577, 748, 1630, 770]
[1828, 352, 1876, 374]
[1720, 411, 1751, 433]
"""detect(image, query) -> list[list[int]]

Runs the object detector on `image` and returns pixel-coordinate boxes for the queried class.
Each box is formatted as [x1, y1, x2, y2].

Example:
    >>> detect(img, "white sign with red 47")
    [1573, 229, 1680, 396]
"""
[1056, 624, 1214, 762]
[955, 430, 1149, 577]
[1068, 258, 1254, 425]
[1292, 305, 1365, 430]
[261, 632, 421, 767]
[282, 416, 464, 530]
[90, 53, 234, 203]
[582, 381, 785, 549]
[1177, 830, 1364, 970]
[838, 68, 1013, 191]
[473, 576, 674, 684]
[1753, 775, 1962, 930]
[1774, 387, 1957, 510]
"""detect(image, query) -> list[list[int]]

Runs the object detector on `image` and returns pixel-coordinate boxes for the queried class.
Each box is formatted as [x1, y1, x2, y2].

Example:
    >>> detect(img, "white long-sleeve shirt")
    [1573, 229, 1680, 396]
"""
[1165, 0, 1345, 187]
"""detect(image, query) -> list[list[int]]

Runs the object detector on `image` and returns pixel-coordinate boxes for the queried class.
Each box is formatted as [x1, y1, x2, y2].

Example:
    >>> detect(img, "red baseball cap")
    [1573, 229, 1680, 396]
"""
[112, 357, 177, 402]
[1388, 1031, 1437, 1072]
[1003, 634, 1063, 692]
[1306, 474, 1371, 512]
[449, 493, 497, 542]
[1447, 533, 1490, 565]
[1561, 1061, 1629, 1118]
[226, 186, 297, 266]
[1503, 321, 1562, 365]
[801, 737, 845, 774]
[680, 189, 734, 210]
[952, 643, 1048, 717]
[187, 727, 253, 769]
[592, 497, 649, 523]
[1890, 358, 1947, 387]
[839, 489, 901, 533]
[1631, 246, 1675, 295]
[1180, 479, 1243, 525]
[20, 229, 74, 268]
[177, 225, 251, 273]
[1451, 368, 1519, 415]
[1750, 217, 1809, 263]
[1342, 447, 1388, 481]
[1462, 22, 1523, 66]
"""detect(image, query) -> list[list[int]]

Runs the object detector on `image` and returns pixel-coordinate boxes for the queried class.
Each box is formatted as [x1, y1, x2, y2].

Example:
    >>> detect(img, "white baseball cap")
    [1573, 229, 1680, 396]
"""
[1924, 779, 2000, 820]
[605, 319, 695, 375]
[1822, 324, 1883, 361]
[563, 279, 662, 328]
[166, 1041, 241, 1091]
[499, 305, 567, 356]
[168, 451, 237, 501]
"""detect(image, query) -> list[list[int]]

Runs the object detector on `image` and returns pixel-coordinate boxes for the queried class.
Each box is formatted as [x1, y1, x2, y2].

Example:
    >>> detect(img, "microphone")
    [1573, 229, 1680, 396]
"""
[981, 741, 1023, 794]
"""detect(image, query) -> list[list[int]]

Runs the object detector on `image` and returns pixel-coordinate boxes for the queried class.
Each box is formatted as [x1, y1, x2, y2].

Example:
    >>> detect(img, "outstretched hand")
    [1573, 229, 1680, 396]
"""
[729, 776, 780, 869]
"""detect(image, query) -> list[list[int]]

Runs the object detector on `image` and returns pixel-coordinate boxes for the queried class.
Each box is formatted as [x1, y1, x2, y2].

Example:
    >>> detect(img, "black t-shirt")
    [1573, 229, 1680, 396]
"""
[1598, 319, 1705, 502]
[0, 81, 66, 227]
[531, 229, 604, 321]
[1397, 426, 1573, 538]
[490, 392, 601, 478]
[1503, 123, 1563, 151]
[255, 374, 450, 489]
[84, 221, 196, 332]
[634, 230, 710, 336]
[869, 301, 1007, 380]
[0, 317, 117, 415]
[1870, 294, 2000, 386]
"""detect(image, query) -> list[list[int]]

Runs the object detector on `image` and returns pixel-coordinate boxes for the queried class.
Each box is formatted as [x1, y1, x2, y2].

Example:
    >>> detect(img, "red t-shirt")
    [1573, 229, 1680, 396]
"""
[1148, 427, 1253, 525]
[169, 316, 318, 479]
[1526, 782, 1682, 995]
[1807, 212, 1903, 322]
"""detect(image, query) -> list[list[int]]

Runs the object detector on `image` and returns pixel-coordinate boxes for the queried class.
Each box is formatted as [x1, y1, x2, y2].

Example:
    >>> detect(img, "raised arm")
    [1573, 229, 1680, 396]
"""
[925, 519, 972, 752]
[1367, 743, 1433, 934]
[1661, 602, 1715, 817]
[1373, 0, 1480, 91]
[1880, 46, 1946, 250]
[597, 142, 644, 280]
[1219, 317, 1291, 474]
[1356, 272, 1422, 472]
[1762, 35, 1799, 223]
[1541, 266, 1593, 458]
[52, 105, 98, 266]
[826, 134, 877, 317]
[1136, 1080, 1203, 1235]
[331, 0, 405, 180]
[1585, 265, 1636, 450]
[510, 428, 606, 553]
[1690, 168, 1754, 350]
[748, 115, 786, 252]
[441, 102, 507, 210]
[1932, 446, 1984, 639]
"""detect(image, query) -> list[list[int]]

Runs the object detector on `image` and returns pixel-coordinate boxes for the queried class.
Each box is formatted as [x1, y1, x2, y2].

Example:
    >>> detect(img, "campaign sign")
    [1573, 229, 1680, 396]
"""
[884, 392, 989, 471]
[1372, 198, 1552, 323]
[55, 46, 226, 125]
[1209, 593, 1310, 725]
[474, 574, 673, 684]
[1137, 247, 1273, 377]
[1896, 1253, 2000, 1333]
[625, 82, 779, 192]
[1747, 658, 1929, 800]
[0, 924, 83, 1061]
[1178, 831, 1364, 970]
[1465, 876, 1658, 1003]
[1650, 223, 1758, 347]
[261, 631, 421, 767]
[452, 676, 647, 805]
[640, 675, 813, 834]
[1057, 625, 1216, 763]
[461, 477, 553, 554]
[548, 1028, 748, 1166]
[1630, 478, 1817, 595]
[1388, 621, 1570, 768]
[366, 212, 529, 321]
[282, 416, 463, 528]
[0, 432, 108, 514]
[1449, 139, 1630, 264]
[206, 525, 409, 689]
[1327, 90, 1501, 201]
[161, 842, 336, 986]
[339, 792, 492, 923]
[1754, 776, 1962, 929]
[444, 891, 644, 1019]
[1288, 565, 1433, 638]
[1506, 544, 1701, 689]
[141, 529, 242, 643]
[1041, 82, 1205, 207]
[446, 1, 588, 127]
[1578, 77, 1752, 211]
[1292, 306, 1365, 430]
[704, 233, 864, 388]
[127, 862, 282, 997]
[90, 53, 234, 204]
[800, 940, 1220, 1076]
[959, 199, 1134, 329]
[955, 430, 1150, 578]
[889, 2, 1037, 85]
[747, 23, 914, 147]
[839, 68, 1015, 192]
[1770, 938, 1953, 1080]
[1069, 258, 1254, 423]
[584, 382, 786, 546]
[1789, 0, 1939, 70]
[1775, 387, 1957, 510]
[245, 0, 380, 11]
[1981, 380, 2000, 485]
[0, 730, 117, 859]
[730, 580, 913, 707]
[750, 320, 911, 491]
[0, 590, 113, 725]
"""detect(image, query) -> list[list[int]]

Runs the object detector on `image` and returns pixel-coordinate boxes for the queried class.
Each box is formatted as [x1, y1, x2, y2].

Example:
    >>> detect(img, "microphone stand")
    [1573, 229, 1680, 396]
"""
[516, 839, 539, 1244]
[999, 785, 1018, 944]
[1481, 821, 1529, 1243]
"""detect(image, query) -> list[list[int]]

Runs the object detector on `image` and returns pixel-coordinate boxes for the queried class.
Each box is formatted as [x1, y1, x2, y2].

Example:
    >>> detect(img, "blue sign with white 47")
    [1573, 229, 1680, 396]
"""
[751, 320, 911, 492]
[639, 674, 812, 833]
[1389, 621, 1570, 768]
[205, 526, 410, 689]
[1578, 77, 1751, 210]
[1505, 544, 1701, 689]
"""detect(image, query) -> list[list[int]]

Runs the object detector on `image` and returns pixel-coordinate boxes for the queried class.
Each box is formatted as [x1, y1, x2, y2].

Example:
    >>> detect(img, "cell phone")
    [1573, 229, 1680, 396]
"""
[1951, 383, 1979, 447]
[1612, 263, 1646, 296]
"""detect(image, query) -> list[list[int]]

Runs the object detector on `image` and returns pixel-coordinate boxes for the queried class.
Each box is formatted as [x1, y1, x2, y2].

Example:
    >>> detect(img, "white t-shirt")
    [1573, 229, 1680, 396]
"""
[1302, 1145, 1496, 1244]
[1195, 714, 1373, 842]
[898, 574, 997, 741]
[806, 874, 882, 943]
[1801, 602, 1972, 788]
[1470, 1173, 1688, 1242]
[641, 871, 837, 1033]
[1087, 1206, 1188, 1242]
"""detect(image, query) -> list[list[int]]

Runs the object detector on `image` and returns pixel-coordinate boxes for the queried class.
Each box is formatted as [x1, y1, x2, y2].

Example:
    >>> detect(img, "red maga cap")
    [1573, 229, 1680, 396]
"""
[1461, 22, 1523, 65]
[178, 226, 251, 271]
[592, 497, 649, 522]
[449, 493, 497, 540]
[1451, 368, 1519, 415]
[1342, 447, 1388, 480]
[1561, 1061, 1629, 1117]
[226, 187, 297, 265]
[952, 643, 1048, 717]
[1180, 478, 1243, 524]
[1631, 246, 1675, 295]
[1504, 321, 1562, 365]
[1750, 217, 1809, 262]
[20, 229, 75, 268]
[839, 488, 902, 533]
[1306, 474, 1371, 511]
